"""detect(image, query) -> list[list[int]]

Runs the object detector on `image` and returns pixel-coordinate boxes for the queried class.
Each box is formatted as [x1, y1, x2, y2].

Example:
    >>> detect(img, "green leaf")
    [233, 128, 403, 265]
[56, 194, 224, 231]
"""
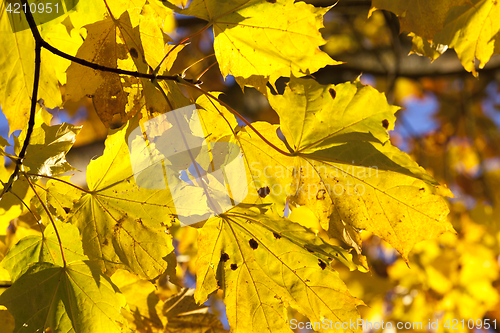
[195, 207, 362, 333]
[0, 261, 126, 332]
[1, 221, 87, 282]
[69, 120, 176, 279]
[177, 0, 337, 90]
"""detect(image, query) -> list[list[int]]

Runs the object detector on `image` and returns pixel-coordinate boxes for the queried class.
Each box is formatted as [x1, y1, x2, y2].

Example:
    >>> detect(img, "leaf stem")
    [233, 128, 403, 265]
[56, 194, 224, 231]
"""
[7, 187, 44, 236]
[153, 24, 212, 77]
[154, 83, 223, 215]
[177, 81, 293, 157]
[26, 173, 91, 194]
[24, 173, 66, 266]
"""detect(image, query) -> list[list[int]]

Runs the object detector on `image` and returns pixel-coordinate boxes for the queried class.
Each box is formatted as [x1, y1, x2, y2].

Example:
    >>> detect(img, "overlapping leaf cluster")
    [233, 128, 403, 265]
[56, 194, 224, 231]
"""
[370, 0, 500, 76]
[0, 0, 461, 332]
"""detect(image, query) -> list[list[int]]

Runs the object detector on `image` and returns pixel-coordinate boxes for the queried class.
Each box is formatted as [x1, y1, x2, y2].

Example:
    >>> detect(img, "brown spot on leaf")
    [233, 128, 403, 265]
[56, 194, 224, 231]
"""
[221, 253, 230, 262]
[249, 238, 258, 249]
[258, 186, 270, 198]
[329, 88, 336, 99]
[266, 0, 276, 2]
[318, 259, 327, 270]
[316, 189, 326, 200]
[103, 239, 108, 246]
[230, 264, 238, 270]
[273, 232, 281, 239]
[307, 248, 314, 253]
[382, 119, 389, 129]
[130, 47, 138, 58]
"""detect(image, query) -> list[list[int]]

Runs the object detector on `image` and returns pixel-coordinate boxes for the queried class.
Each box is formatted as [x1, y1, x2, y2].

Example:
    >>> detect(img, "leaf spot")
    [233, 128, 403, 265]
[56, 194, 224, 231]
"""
[318, 259, 327, 270]
[221, 253, 230, 262]
[382, 119, 389, 129]
[129, 47, 138, 58]
[230, 263, 238, 270]
[273, 232, 281, 239]
[258, 186, 270, 198]
[329, 88, 336, 100]
[249, 238, 259, 249]
[316, 189, 326, 200]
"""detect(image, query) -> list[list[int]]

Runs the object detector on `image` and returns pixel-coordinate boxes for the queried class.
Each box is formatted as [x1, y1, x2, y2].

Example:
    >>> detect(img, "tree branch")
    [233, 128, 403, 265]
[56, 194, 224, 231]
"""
[40, 40, 201, 84]
[0, 0, 41, 200]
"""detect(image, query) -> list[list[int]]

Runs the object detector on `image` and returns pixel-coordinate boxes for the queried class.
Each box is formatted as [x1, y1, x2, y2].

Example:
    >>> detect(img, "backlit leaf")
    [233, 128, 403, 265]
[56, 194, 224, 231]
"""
[0, 1, 63, 134]
[69, 120, 176, 279]
[433, 0, 500, 75]
[370, 0, 500, 76]
[0, 261, 126, 333]
[65, 5, 177, 126]
[237, 78, 453, 259]
[174, 0, 337, 90]
[14, 122, 80, 177]
[195, 207, 362, 333]
[163, 288, 226, 333]
[1, 221, 87, 282]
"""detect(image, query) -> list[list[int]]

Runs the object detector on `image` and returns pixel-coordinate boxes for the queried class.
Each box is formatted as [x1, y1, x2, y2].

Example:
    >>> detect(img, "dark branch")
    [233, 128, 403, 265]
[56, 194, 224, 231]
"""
[0, 0, 42, 199]
[0, 0, 202, 200]
[41, 41, 201, 84]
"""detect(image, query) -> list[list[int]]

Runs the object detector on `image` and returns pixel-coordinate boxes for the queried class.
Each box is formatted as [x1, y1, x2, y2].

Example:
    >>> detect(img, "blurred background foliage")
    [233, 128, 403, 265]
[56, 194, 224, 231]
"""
[2, 0, 500, 332]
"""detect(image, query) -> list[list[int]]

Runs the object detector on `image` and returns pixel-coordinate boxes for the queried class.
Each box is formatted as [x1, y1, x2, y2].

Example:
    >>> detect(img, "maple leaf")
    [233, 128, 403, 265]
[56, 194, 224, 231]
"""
[1, 109, 79, 231]
[369, 0, 466, 40]
[0, 4, 62, 134]
[1, 221, 87, 282]
[195, 207, 362, 333]
[370, 0, 500, 76]
[433, 0, 500, 75]
[64, 5, 179, 126]
[0, 261, 126, 333]
[14, 122, 80, 177]
[169, 0, 338, 90]
[31, 176, 83, 224]
[69, 120, 176, 279]
[236, 78, 454, 259]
